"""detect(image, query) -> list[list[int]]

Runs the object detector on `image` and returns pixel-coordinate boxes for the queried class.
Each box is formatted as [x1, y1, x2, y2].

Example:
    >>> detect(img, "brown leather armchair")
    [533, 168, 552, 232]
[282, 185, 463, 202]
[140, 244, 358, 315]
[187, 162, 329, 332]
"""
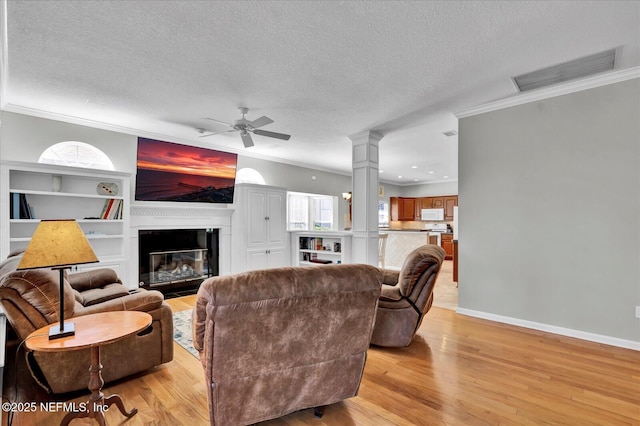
[0, 251, 174, 394]
[193, 264, 382, 425]
[370, 244, 445, 347]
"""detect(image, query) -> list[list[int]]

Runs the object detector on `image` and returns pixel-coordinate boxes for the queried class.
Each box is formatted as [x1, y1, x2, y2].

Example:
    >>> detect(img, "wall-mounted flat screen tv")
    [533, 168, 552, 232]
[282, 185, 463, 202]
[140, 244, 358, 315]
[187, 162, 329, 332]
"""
[135, 137, 237, 203]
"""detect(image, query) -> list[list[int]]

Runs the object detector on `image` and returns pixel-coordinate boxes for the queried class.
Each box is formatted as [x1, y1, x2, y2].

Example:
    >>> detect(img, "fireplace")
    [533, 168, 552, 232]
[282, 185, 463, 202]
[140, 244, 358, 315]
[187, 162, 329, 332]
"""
[138, 228, 219, 292]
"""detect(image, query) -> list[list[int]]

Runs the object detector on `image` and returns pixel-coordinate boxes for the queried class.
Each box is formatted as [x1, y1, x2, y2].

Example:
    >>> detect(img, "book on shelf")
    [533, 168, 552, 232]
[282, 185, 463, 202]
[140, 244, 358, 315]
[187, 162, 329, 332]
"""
[101, 198, 123, 219]
[10, 193, 34, 219]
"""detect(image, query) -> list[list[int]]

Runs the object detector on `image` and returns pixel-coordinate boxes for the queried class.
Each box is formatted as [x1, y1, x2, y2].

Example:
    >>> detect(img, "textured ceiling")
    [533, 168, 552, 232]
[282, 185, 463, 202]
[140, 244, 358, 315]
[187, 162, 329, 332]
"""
[2, 1, 639, 184]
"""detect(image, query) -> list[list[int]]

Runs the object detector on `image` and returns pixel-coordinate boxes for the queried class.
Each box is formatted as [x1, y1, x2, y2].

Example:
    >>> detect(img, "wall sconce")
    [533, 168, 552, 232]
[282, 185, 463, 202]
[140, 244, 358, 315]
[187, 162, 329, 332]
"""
[342, 192, 352, 201]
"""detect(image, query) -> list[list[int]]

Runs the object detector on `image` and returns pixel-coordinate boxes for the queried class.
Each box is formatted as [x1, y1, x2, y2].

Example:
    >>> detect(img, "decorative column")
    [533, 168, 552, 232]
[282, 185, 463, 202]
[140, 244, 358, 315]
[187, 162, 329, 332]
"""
[349, 130, 383, 265]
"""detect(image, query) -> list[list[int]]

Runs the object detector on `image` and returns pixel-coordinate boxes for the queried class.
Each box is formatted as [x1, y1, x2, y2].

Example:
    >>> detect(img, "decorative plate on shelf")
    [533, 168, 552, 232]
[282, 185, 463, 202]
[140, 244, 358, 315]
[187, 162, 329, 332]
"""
[96, 182, 119, 196]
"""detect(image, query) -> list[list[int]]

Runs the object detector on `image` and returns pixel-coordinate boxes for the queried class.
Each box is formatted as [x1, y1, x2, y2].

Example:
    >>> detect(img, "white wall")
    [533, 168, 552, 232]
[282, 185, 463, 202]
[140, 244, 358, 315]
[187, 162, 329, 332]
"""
[237, 156, 353, 229]
[399, 181, 458, 197]
[458, 78, 640, 344]
[0, 111, 358, 228]
[0, 112, 137, 172]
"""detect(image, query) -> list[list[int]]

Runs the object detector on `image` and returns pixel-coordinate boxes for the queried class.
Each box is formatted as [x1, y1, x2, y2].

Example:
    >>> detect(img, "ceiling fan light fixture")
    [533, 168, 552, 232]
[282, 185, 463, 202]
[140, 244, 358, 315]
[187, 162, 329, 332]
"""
[200, 107, 290, 147]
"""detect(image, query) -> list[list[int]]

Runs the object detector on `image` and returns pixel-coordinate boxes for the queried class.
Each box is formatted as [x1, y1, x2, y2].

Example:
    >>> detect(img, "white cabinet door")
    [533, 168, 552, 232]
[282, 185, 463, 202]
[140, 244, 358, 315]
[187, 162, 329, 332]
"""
[247, 249, 269, 271]
[266, 190, 285, 246]
[246, 248, 286, 271]
[266, 247, 286, 269]
[247, 189, 267, 247]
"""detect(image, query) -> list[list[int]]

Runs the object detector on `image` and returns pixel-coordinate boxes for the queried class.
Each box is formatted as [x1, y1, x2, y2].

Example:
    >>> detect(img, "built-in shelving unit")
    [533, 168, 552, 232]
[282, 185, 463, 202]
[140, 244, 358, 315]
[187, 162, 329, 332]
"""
[291, 231, 352, 266]
[1, 161, 132, 278]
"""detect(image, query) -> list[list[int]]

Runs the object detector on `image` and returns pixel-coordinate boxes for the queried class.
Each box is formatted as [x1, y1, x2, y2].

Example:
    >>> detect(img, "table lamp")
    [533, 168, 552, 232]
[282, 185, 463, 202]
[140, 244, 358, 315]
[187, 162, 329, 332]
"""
[17, 219, 98, 340]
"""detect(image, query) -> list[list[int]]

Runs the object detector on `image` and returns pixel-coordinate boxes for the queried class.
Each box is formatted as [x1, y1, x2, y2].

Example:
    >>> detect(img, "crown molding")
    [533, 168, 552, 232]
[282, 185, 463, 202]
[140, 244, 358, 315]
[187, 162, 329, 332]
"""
[379, 177, 458, 187]
[1, 102, 354, 178]
[456, 66, 640, 119]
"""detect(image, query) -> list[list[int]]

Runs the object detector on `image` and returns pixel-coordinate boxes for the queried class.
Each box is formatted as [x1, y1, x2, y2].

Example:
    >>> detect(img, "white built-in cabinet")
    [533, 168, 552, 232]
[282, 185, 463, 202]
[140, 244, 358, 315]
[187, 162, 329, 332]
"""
[291, 231, 352, 266]
[0, 161, 131, 279]
[231, 183, 288, 273]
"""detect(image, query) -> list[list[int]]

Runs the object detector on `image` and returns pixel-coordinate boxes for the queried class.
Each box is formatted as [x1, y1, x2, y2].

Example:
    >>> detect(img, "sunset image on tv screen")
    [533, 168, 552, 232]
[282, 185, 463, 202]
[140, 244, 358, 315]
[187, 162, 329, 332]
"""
[135, 138, 238, 203]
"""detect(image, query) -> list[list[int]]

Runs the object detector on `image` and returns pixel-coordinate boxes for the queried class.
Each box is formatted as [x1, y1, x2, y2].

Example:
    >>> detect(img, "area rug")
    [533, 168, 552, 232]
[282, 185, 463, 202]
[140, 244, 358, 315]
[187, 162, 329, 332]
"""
[173, 309, 199, 359]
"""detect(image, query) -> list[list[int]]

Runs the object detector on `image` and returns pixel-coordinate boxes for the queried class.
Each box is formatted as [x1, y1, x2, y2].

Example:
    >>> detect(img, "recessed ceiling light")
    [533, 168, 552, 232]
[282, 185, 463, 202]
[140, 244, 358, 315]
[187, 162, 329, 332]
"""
[379, 170, 384, 173]
[411, 165, 418, 169]
[414, 179, 418, 181]
[398, 175, 402, 179]
[428, 171, 435, 174]
[443, 176, 449, 179]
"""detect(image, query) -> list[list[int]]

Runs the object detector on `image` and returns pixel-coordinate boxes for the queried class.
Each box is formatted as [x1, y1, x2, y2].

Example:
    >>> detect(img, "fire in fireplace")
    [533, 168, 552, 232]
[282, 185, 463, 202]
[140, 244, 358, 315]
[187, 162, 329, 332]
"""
[138, 228, 219, 291]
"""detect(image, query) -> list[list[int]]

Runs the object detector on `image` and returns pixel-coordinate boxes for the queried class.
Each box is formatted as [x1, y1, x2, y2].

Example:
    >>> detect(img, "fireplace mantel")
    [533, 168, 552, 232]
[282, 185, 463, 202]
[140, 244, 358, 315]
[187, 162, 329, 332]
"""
[129, 204, 234, 288]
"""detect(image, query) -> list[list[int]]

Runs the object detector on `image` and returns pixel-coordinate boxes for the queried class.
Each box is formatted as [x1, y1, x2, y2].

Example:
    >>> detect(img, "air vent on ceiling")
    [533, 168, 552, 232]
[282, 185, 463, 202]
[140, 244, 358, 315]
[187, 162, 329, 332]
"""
[442, 130, 457, 137]
[513, 48, 617, 92]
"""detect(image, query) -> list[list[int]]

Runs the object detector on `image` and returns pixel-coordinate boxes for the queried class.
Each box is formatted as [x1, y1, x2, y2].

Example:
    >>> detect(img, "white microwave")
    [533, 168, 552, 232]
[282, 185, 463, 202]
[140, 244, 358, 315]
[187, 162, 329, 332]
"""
[421, 208, 444, 221]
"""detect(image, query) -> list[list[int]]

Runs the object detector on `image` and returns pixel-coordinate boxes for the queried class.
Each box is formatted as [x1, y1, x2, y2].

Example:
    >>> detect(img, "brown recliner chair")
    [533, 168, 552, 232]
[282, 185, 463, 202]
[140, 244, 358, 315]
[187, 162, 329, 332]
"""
[193, 264, 382, 425]
[370, 244, 445, 347]
[0, 251, 174, 394]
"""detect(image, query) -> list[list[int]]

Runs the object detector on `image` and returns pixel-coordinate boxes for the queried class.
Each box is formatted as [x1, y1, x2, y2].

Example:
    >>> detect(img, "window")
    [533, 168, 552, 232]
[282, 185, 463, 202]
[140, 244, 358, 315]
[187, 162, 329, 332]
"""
[288, 193, 309, 230]
[287, 192, 337, 231]
[379, 201, 389, 227]
[38, 141, 115, 170]
[235, 167, 266, 185]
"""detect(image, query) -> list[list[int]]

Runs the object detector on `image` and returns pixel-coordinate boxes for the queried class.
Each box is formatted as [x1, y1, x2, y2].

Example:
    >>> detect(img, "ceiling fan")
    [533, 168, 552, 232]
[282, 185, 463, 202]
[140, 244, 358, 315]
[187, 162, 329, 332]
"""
[197, 107, 291, 148]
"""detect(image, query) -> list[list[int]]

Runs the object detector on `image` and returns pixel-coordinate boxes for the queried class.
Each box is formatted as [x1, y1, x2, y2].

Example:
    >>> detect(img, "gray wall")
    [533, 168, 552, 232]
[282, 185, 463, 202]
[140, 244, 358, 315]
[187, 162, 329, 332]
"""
[458, 78, 640, 342]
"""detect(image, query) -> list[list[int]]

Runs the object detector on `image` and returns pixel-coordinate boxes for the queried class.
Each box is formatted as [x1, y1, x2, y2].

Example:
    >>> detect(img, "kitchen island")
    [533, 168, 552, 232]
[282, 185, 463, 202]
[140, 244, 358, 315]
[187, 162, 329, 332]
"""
[380, 230, 431, 269]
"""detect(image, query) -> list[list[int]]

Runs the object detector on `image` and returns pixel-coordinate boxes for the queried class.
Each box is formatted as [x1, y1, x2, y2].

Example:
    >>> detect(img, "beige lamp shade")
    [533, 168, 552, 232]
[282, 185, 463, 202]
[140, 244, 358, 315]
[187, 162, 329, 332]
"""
[17, 219, 99, 270]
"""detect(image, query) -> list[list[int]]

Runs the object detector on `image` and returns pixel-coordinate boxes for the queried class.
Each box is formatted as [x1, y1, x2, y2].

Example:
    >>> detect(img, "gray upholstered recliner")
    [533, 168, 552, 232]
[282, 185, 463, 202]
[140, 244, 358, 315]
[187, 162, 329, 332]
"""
[193, 264, 382, 425]
[370, 244, 445, 347]
[0, 251, 174, 394]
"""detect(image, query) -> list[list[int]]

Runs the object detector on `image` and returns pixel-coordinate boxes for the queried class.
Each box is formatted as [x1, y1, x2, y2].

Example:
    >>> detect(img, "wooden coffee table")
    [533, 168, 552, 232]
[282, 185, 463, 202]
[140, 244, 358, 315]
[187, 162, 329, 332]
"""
[26, 311, 152, 425]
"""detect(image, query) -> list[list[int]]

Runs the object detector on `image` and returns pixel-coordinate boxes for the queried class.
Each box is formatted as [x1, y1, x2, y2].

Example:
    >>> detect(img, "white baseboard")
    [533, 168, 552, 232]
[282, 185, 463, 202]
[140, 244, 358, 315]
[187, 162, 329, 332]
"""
[456, 307, 640, 351]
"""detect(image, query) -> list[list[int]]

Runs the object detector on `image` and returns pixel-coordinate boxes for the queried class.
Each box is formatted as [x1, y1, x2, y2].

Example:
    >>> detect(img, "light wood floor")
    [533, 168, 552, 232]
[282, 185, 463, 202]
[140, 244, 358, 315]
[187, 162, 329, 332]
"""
[4, 269, 639, 425]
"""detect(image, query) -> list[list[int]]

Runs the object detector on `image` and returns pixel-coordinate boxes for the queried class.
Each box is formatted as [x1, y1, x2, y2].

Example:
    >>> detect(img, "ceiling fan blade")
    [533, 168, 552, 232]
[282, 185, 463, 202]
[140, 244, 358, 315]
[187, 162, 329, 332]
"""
[240, 131, 254, 148]
[198, 128, 235, 138]
[253, 129, 291, 140]
[248, 116, 274, 129]
[203, 117, 233, 128]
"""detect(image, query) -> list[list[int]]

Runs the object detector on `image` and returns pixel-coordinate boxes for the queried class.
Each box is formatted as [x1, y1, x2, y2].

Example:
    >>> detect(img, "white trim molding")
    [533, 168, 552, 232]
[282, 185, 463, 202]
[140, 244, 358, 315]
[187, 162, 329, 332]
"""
[456, 67, 640, 118]
[456, 308, 640, 351]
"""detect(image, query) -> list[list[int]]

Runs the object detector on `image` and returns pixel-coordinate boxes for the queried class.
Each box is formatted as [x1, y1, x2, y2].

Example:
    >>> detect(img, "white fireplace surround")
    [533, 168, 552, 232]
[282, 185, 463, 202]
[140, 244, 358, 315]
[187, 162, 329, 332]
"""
[129, 204, 233, 289]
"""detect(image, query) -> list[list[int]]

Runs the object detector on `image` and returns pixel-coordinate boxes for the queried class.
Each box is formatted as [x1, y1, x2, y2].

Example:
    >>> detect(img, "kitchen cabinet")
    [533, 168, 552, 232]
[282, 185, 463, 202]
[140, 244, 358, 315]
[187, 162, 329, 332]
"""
[390, 197, 419, 221]
[431, 197, 444, 209]
[441, 233, 453, 260]
[418, 197, 432, 210]
[390, 195, 458, 222]
[444, 196, 458, 221]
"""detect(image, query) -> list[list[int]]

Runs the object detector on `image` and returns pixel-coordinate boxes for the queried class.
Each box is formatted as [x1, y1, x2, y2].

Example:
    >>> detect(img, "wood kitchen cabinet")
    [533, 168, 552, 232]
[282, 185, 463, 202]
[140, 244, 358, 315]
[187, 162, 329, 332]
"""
[431, 197, 444, 208]
[441, 233, 453, 260]
[418, 197, 433, 210]
[390, 197, 418, 221]
[391, 194, 458, 221]
[444, 196, 458, 221]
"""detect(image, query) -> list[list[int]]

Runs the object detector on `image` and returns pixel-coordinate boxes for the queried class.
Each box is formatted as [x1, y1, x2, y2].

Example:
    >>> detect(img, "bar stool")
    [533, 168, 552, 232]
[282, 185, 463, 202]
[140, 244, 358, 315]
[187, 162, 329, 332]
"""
[378, 233, 388, 268]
